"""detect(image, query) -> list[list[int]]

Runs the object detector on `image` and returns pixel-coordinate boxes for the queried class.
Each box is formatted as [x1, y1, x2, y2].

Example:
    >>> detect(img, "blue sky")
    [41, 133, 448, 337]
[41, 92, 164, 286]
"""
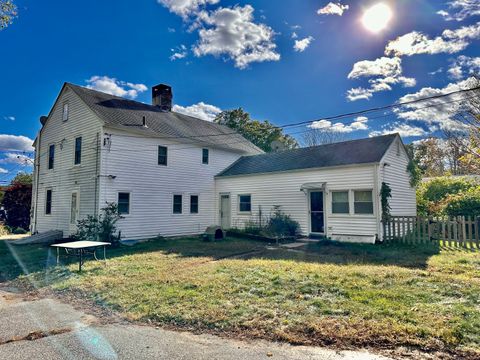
[0, 0, 479, 181]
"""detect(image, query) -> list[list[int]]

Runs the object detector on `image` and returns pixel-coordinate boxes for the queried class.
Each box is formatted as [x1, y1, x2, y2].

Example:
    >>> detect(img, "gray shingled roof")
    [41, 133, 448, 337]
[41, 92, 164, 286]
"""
[216, 134, 398, 177]
[67, 83, 262, 154]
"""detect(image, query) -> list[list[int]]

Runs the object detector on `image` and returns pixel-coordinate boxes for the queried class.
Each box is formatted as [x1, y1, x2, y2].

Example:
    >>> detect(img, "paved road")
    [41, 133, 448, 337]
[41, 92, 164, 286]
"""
[0, 290, 393, 360]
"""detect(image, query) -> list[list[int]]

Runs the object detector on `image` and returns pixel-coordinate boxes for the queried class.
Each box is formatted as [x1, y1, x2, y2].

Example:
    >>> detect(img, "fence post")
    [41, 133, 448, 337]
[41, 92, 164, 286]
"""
[476, 217, 480, 250]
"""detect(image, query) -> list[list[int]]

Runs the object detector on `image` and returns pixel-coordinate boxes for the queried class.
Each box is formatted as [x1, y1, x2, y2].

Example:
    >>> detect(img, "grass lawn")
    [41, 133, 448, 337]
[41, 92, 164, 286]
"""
[1, 237, 479, 357]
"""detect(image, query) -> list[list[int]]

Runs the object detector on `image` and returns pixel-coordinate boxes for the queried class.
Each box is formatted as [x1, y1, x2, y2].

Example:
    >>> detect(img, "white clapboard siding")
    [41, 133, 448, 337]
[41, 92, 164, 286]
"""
[380, 137, 416, 217]
[32, 86, 102, 236]
[98, 128, 243, 240]
[215, 164, 380, 239]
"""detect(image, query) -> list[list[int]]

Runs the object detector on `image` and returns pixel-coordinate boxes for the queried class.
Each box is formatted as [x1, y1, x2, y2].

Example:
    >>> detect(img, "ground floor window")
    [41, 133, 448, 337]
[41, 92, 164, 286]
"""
[238, 194, 251, 213]
[354, 190, 373, 214]
[118, 192, 130, 215]
[45, 189, 52, 215]
[190, 195, 199, 214]
[332, 191, 349, 214]
[173, 194, 182, 214]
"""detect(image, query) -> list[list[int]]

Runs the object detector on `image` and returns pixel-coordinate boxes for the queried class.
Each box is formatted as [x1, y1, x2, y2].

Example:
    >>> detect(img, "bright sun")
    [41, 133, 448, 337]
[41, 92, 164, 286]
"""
[362, 3, 393, 33]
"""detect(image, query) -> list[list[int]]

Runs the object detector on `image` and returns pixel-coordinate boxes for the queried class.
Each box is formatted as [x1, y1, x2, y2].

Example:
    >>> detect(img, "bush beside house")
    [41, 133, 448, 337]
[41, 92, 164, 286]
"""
[417, 176, 480, 217]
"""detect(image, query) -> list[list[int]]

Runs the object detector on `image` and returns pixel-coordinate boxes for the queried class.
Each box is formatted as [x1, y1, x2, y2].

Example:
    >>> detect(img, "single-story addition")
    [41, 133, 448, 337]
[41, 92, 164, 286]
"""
[215, 134, 416, 243]
[31, 82, 415, 244]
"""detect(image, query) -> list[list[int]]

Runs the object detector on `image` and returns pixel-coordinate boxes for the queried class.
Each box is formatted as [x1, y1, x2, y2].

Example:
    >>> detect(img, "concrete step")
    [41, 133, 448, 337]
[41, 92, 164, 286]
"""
[10, 230, 63, 245]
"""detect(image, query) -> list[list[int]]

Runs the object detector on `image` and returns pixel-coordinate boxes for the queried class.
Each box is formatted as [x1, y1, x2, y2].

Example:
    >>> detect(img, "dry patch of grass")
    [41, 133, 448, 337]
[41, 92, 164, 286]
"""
[2, 237, 479, 356]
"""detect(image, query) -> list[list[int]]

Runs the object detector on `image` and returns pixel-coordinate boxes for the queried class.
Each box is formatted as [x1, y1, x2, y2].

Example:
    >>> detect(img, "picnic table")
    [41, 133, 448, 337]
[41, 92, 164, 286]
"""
[51, 241, 111, 272]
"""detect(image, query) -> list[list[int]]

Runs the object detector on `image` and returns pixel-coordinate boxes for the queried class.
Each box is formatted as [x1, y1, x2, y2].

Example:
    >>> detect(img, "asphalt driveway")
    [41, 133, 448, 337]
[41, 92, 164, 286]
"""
[0, 289, 393, 360]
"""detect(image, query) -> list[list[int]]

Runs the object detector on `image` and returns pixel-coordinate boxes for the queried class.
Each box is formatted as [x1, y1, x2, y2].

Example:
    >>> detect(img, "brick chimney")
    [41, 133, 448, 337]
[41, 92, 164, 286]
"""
[152, 84, 173, 112]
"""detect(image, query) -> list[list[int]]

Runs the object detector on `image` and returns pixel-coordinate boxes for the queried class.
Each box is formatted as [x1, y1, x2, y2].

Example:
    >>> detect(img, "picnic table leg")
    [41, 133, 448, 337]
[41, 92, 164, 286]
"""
[56, 247, 59, 266]
[79, 250, 83, 272]
[103, 246, 107, 263]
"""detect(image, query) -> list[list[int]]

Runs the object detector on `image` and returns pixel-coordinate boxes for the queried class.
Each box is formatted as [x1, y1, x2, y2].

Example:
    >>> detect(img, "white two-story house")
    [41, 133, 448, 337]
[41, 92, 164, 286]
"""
[31, 83, 415, 243]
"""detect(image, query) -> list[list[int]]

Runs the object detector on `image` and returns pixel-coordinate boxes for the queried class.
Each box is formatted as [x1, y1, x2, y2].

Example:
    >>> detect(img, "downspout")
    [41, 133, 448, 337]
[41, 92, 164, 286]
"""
[373, 163, 382, 242]
[94, 132, 100, 217]
[33, 133, 41, 234]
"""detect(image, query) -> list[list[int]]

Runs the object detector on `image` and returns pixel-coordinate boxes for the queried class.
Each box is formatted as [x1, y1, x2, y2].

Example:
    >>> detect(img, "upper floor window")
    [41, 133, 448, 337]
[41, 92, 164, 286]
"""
[354, 190, 374, 215]
[173, 194, 182, 214]
[48, 144, 55, 170]
[45, 189, 52, 215]
[202, 149, 209, 164]
[118, 192, 130, 215]
[190, 195, 199, 214]
[62, 102, 69, 121]
[332, 191, 349, 214]
[238, 194, 252, 213]
[158, 146, 168, 166]
[74, 137, 82, 165]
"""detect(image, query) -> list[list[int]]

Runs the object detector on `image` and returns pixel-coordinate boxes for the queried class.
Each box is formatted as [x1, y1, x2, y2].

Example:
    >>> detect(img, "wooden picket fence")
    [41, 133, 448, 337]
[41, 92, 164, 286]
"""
[383, 216, 480, 249]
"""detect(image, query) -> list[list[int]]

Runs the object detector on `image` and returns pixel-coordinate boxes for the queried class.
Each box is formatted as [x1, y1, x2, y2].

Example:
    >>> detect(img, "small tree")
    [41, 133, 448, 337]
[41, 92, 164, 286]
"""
[2, 172, 33, 230]
[74, 203, 122, 246]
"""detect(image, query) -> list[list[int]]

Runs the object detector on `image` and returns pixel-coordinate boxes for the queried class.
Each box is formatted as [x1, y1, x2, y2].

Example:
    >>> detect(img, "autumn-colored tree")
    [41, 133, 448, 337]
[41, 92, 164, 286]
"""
[214, 108, 298, 152]
[0, 1, 17, 30]
[2, 172, 33, 230]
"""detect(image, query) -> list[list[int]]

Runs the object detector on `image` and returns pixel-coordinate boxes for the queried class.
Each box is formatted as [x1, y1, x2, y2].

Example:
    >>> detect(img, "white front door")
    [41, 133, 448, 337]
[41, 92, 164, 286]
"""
[220, 194, 231, 229]
[70, 191, 80, 233]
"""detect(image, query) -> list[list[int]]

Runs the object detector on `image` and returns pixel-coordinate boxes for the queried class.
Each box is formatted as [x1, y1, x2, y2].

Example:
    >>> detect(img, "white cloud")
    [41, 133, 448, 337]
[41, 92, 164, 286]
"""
[0, 134, 34, 152]
[193, 5, 280, 69]
[3, 116, 15, 121]
[346, 87, 373, 101]
[348, 57, 402, 79]
[173, 102, 222, 121]
[448, 55, 480, 79]
[294, 36, 314, 52]
[291, 31, 298, 39]
[317, 2, 349, 16]
[385, 22, 480, 56]
[0, 167, 7, 174]
[158, 0, 219, 18]
[369, 123, 428, 138]
[0, 153, 34, 165]
[85, 76, 147, 99]
[395, 77, 478, 131]
[346, 56, 416, 101]
[438, 0, 480, 21]
[309, 116, 369, 133]
[170, 44, 188, 61]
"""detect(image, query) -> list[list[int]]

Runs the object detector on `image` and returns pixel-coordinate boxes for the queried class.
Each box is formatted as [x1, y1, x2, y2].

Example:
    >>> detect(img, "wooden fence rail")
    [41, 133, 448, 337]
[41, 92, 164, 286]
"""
[383, 216, 480, 249]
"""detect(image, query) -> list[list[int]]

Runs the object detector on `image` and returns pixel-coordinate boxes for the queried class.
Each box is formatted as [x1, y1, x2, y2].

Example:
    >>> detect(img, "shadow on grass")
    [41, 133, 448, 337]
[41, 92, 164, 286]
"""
[0, 237, 266, 283]
[1, 236, 463, 283]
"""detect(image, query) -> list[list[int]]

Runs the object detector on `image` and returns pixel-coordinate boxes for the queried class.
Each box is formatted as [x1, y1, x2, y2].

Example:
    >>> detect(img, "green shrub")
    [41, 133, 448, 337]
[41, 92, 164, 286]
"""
[0, 224, 9, 236]
[444, 188, 480, 218]
[74, 203, 122, 246]
[264, 206, 300, 238]
[417, 177, 479, 216]
[244, 219, 263, 235]
[12, 227, 27, 234]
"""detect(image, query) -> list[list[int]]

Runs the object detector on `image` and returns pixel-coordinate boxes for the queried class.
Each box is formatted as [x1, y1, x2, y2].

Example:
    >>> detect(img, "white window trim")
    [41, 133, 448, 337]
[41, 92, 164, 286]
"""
[331, 190, 350, 215]
[45, 188, 53, 216]
[118, 191, 131, 216]
[353, 189, 375, 216]
[158, 145, 168, 166]
[70, 190, 80, 225]
[172, 194, 183, 215]
[190, 194, 200, 215]
[73, 136, 83, 167]
[238, 194, 252, 214]
[62, 102, 69, 122]
[202, 148, 209, 165]
[47, 143, 55, 171]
